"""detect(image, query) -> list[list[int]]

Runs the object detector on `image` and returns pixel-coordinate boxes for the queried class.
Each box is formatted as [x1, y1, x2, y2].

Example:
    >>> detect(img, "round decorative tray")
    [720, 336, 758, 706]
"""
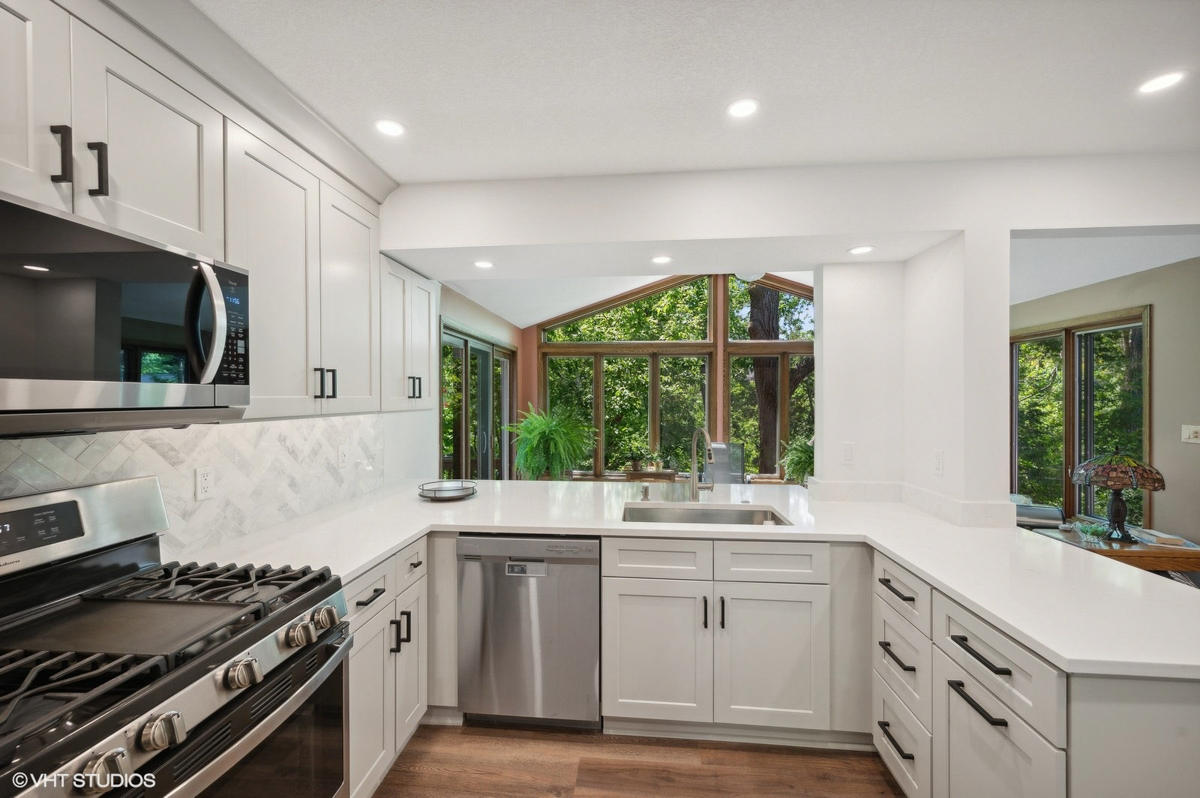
[418, 479, 478, 502]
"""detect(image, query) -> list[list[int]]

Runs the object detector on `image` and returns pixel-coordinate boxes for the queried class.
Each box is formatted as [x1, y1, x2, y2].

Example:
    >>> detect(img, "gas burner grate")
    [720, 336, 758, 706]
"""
[93, 563, 332, 611]
[0, 649, 166, 768]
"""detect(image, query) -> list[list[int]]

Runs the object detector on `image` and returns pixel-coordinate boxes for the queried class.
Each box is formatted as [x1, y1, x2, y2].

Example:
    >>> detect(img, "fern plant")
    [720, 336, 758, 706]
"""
[781, 436, 815, 486]
[505, 404, 596, 481]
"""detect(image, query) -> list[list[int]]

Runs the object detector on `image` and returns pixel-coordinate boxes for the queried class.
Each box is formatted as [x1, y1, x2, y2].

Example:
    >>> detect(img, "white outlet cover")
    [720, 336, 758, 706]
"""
[194, 466, 215, 501]
[841, 442, 854, 465]
[338, 444, 349, 468]
[933, 448, 944, 477]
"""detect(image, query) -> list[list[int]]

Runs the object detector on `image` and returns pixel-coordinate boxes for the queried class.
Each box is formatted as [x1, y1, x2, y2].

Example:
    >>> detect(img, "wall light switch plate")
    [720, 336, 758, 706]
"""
[194, 467, 215, 501]
[841, 442, 854, 465]
[338, 444, 349, 468]
[933, 448, 944, 477]
[1183, 425, 1200, 444]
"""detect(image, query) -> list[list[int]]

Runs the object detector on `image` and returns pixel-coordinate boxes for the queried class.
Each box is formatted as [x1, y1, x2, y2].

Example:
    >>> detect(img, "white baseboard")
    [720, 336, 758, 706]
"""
[901, 483, 1016, 527]
[602, 718, 874, 752]
[806, 478, 903, 503]
[421, 706, 465, 726]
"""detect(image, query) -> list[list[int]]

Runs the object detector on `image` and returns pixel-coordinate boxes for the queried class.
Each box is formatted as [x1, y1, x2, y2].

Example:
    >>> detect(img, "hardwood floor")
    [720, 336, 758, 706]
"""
[377, 725, 905, 797]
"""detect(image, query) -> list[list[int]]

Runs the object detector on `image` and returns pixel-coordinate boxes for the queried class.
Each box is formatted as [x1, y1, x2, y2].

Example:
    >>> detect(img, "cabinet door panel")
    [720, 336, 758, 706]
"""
[394, 577, 428, 749]
[225, 121, 321, 418]
[0, 0, 71, 210]
[601, 577, 713, 723]
[714, 581, 831, 729]
[348, 601, 396, 798]
[70, 20, 224, 257]
[319, 184, 380, 414]
[380, 258, 408, 412]
[406, 275, 438, 410]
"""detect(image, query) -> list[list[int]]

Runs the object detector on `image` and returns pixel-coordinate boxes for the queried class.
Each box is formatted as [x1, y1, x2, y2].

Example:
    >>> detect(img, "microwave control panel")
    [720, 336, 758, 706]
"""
[216, 268, 249, 386]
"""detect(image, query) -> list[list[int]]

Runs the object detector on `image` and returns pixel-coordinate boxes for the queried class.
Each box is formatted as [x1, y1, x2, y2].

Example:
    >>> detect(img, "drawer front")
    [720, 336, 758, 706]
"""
[714, 541, 830, 584]
[395, 536, 429, 594]
[344, 557, 396, 631]
[932, 648, 1065, 798]
[874, 554, 932, 637]
[873, 596, 933, 730]
[602, 538, 713, 580]
[873, 670, 932, 798]
[931, 592, 1066, 748]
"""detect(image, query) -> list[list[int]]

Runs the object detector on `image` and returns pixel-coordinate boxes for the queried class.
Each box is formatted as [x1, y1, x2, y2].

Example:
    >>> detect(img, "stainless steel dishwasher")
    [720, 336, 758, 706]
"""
[457, 534, 600, 726]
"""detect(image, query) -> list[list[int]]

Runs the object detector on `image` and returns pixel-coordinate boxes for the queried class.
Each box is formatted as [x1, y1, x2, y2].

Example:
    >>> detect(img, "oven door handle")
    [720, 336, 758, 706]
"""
[164, 634, 353, 798]
[184, 262, 229, 385]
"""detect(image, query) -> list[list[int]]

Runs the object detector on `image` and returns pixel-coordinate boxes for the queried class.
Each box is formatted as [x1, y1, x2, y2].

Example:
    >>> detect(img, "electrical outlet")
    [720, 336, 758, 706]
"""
[841, 442, 854, 465]
[338, 444, 349, 468]
[933, 448, 944, 477]
[1183, 425, 1200, 444]
[194, 467, 215, 501]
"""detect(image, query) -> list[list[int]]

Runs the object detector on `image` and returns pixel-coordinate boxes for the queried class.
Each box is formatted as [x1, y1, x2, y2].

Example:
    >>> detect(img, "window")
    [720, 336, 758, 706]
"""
[659, 356, 708, 471]
[602, 357, 650, 470]
[727, 277, 814, 341]
[441, 329, 516, 480]
[1010, 308, 1149, 524]
[546, 356, 595, 472]
[544, 278, 709, 342]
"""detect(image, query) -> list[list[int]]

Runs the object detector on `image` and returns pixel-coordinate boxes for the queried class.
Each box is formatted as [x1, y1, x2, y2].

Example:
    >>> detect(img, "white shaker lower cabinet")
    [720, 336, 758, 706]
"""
[931, 648, 1065, 798]
[394, 576, 429, 748]
[348, 601, 397, 798]
[0, 0, 72, 212]
[225, 121, 323, 418]
[713, 581, 831, 729]
[601, 577, 714, 723]
[70, 19, 224, 258]
[318, 184, 381, 414]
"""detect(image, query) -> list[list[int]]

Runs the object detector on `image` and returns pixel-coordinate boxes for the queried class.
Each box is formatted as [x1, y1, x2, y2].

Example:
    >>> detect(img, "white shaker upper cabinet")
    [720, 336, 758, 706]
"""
[70, 19, 224, 258]
[318, 184, 381, 415]
[405, 273, 439, 411]
[225, 122, 322, 419]
[0, 0, 72, 212]
[380, 257, 410, 413]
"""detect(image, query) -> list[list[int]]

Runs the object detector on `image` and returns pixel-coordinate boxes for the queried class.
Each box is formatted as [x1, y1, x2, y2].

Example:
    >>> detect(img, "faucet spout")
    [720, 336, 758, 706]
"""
[690, 427, 715, 502]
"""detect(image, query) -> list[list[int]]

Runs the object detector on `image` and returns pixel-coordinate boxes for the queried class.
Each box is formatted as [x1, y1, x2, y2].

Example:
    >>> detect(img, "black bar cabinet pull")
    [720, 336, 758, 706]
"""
[877, 721, 916, 760]
[950, 634, 1013, 676]
[314, 368, 326, 398]
[356, 587, 385, 607]
[389, 618, 403, 652]
[719, 596, 726, 629]
[87, 141, 108, 196]
[878, 577, 916, 603]
[409, 560, 423, 569]
[948, 680, 1008, 727]
[399, 610, 412, 643]
[416, 376, 422, 398]
[702, 596, 708, 629]
[327, 368, 338, 399]
[878, 640, 917, 672]
[50, 125, 72, 183]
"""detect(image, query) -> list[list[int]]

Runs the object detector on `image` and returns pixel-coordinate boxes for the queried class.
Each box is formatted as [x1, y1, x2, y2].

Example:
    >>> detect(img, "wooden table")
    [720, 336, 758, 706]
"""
[1033, 528, 1200, 572]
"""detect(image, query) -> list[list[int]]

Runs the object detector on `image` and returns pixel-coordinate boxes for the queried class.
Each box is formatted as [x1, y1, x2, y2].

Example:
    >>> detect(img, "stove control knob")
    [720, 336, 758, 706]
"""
[311, 605, 340, 630]
[286, 620, 319, 647]
[79, 747, 132, 794]
[140, 710, 187, 751]
[225, 657, 264, 690]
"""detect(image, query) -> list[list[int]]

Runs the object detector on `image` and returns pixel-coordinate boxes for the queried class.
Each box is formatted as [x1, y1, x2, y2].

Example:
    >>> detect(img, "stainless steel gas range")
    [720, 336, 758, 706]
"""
[0, 477, 350, 798]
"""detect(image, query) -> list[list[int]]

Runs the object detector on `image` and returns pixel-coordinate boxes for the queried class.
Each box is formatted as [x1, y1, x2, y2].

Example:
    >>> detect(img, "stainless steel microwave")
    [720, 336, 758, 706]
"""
[0, 195, 249, 436]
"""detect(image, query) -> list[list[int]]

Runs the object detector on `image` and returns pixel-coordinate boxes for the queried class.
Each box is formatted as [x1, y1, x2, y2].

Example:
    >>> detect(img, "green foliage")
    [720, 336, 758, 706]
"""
[603, 357, 650, 470]
[727, 277, 813, 341]
[1075, 521, 1110, 538]
[1014, 337, 1065, 507]
[781, 436, 815, 485]
[545, 279, 709, 342]
[658, 357, 707, 471]
[505, 404, 596, 481]
[546, 357, 595, 471]
[441, 344, 463, 478]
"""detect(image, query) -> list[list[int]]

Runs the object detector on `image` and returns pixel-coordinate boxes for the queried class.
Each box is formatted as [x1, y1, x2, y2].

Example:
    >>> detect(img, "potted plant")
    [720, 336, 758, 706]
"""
[647, 446, 662, 471]
[781, 436, 815, 486]
[505, 404, 596, 481]
[628, 447, 648, 472]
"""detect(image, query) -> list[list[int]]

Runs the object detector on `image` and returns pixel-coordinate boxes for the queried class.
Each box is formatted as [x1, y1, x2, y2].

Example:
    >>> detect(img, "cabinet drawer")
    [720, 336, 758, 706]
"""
[714, 541, 829, 583]
[873, 596, 933, 730]
[395, 536, 428, 594]
[931, 593, 1066, 748]
[932, 648, 1065, 798]
[874, 554, 932, 637]
[873, 670, 931, 798]
[344, 558, 396, 631]
[602, 538, 713, 580]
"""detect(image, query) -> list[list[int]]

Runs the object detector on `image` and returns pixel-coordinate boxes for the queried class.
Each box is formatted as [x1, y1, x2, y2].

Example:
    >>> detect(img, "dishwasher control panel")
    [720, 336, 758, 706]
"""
[507, 562, 548, 577]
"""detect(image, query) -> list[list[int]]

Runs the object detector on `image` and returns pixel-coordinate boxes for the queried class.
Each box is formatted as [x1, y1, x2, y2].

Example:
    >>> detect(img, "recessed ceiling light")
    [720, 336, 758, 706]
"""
[1138, 71, 1188, 93]
[726, 98, 760, 118]
[23, 264, 49, 272]
[375, 119, 406, 136]
[651, 255, 672, 265]
[848, 245, 875, 255]
[474, 260, 494, 269]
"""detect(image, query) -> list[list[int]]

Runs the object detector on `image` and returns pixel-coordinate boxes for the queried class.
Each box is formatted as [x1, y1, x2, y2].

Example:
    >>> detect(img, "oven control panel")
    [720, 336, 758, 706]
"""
[0, 501, 84, 557]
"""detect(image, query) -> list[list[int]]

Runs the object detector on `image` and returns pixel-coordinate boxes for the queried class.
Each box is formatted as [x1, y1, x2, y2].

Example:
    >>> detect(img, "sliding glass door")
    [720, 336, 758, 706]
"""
[441, 330, 514, 480]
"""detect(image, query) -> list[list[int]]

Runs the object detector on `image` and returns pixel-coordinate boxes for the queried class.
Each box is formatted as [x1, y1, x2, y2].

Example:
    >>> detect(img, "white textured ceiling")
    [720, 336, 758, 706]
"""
[397, 231, 952, 326]
[189, 0, 1199, 183]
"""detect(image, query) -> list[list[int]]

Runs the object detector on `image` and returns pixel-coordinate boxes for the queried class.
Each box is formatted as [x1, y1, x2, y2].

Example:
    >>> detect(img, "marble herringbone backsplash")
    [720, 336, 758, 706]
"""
[0, 415, 384, 561]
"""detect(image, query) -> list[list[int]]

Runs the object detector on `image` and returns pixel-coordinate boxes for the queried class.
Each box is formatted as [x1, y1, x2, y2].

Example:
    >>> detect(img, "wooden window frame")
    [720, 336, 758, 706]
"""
[1010, 305, 1152, 524]
[440, 322, 518, 480]
[536, 273, 814, 479]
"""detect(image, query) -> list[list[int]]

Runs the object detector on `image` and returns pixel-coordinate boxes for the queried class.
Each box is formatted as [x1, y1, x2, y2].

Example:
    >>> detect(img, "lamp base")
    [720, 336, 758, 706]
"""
[1107, 490, 1138, 543]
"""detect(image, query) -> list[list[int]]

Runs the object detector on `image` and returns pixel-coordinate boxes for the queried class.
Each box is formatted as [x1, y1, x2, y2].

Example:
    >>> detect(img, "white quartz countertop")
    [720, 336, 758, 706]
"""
[193, 479, 1200, 681]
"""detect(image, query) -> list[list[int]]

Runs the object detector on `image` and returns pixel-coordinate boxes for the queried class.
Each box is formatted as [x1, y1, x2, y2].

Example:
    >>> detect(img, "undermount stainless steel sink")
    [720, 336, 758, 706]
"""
[621, 503, 791, 526]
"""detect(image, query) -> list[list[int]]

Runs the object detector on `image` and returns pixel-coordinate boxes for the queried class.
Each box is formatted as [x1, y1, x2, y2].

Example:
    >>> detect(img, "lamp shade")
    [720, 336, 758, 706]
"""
[1071, 450, 1165, 492]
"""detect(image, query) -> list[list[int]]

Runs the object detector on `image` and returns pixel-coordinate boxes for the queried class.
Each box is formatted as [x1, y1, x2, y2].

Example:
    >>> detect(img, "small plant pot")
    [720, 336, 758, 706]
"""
[629, 460, 642, 472]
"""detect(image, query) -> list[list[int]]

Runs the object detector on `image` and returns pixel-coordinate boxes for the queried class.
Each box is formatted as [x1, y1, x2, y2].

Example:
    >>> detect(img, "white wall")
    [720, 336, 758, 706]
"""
[812, 261, 906, 500]
[439, 285, 522, 348]
[384, 411, 440, 483]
